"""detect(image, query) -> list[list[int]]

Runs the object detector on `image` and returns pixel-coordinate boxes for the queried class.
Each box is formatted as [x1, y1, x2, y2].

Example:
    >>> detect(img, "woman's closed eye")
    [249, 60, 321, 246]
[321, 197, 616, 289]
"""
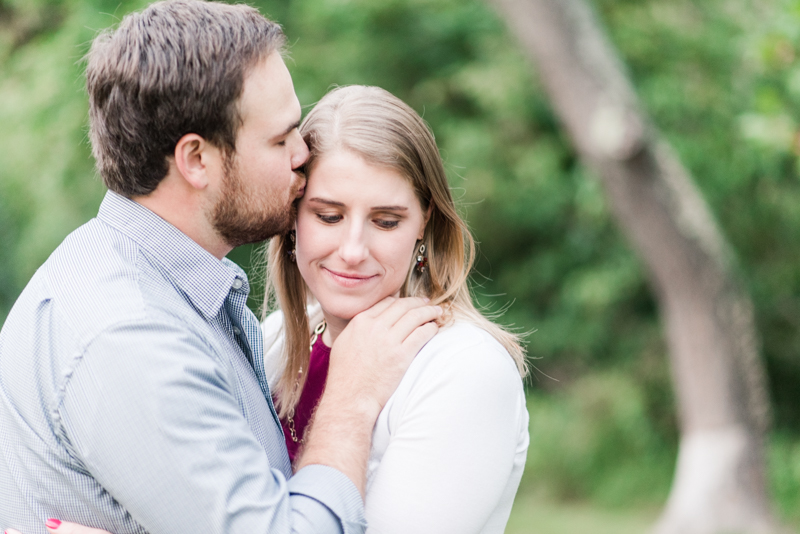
[316, 213, 343, 224]
[374, 218, 400, 230]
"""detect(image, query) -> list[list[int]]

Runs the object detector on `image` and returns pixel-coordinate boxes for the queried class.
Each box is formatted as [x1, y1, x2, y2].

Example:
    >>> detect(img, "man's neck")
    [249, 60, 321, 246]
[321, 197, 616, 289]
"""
[133, 182, 231, 260]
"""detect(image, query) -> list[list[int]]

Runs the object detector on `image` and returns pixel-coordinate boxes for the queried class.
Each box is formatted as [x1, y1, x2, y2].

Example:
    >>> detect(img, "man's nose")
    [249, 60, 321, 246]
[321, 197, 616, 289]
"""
[290, 130, 310, 171]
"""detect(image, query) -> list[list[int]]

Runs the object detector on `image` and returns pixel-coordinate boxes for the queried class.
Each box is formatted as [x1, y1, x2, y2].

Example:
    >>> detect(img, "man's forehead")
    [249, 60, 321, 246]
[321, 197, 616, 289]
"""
[239, 53, 300, 130]
[240, 52, 301, 119]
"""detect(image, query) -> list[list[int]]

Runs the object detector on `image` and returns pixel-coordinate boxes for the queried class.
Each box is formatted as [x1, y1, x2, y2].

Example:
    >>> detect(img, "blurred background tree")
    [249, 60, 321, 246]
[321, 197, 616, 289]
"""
[493, 0, 776, 531]
[1, 0, 799, 531]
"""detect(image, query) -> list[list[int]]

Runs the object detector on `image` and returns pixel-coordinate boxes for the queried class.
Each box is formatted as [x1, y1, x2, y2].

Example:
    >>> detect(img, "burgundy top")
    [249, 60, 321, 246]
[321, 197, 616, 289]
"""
[278, 334, 331, 462]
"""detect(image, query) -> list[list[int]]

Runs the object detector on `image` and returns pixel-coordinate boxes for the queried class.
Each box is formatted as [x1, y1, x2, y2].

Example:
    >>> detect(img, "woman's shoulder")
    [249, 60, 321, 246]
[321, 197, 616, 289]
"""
[261, 309, 286, 388]
[377, 318, 528, 446]
[427, 320, 516, 364]
[260, 303, 323, 388]
[261, 309, 285, 342]
[411, 319, 523, 389]
[261, 301, 323, 343]
[433, 320, 501, 344]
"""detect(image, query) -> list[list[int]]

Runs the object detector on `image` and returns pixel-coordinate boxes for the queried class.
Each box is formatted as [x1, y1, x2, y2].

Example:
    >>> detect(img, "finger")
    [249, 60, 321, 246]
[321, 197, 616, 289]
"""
[391, 305, 443, 342]
[45, 520, 113, 534]
[358, 295, 398, 318]
[394, 304, 443, 335]
[6, 529, 23, 534]
[374, 297, 432, 327]
[400, 321, 439, 356]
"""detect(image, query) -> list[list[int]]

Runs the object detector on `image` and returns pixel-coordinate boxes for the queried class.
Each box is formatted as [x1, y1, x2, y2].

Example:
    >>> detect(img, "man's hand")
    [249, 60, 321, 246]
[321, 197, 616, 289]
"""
[328, 297, 442, 417]
[296, 296, 441, 495]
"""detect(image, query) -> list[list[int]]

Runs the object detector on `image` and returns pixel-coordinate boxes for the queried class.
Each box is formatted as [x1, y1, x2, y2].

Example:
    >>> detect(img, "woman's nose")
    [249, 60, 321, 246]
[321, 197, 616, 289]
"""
[338, 225, 369, 265]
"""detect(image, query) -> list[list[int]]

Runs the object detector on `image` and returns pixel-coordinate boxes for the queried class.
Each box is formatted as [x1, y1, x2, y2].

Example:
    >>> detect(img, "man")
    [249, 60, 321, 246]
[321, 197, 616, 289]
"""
[0, 1, 440, 533]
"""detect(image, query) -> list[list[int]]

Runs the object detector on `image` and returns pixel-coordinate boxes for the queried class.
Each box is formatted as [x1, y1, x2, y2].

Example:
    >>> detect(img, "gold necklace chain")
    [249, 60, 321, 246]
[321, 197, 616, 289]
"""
[287, 319, 326, 444]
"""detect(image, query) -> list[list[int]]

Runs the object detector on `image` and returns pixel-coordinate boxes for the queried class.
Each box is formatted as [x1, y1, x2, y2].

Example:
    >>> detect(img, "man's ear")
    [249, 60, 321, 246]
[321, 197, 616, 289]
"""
[418, 203, 433, 240]
[173, 133, 217, 190]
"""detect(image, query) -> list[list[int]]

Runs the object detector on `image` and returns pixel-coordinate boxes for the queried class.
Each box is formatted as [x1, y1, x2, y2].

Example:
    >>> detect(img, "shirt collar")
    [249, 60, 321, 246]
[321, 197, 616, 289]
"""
[97, 190, 248, 320]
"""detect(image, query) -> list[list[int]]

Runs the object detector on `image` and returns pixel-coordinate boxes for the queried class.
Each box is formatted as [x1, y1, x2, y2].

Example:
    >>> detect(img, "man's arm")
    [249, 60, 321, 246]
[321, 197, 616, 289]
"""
[60, 319, 360, 534]
[12, 299, 440, 534]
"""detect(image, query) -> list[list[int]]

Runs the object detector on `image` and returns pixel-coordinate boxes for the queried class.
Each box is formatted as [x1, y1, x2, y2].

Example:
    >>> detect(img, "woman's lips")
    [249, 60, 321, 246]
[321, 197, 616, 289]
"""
[323, 268, 377, 288]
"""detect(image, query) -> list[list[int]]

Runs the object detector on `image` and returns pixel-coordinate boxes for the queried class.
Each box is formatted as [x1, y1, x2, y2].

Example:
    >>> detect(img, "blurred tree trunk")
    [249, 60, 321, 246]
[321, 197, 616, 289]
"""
[488, 0, 779, 532]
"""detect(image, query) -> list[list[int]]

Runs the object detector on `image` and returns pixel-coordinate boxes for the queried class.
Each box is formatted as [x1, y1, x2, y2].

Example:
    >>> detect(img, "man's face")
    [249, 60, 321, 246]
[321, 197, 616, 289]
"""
[210, 52, 308, 248]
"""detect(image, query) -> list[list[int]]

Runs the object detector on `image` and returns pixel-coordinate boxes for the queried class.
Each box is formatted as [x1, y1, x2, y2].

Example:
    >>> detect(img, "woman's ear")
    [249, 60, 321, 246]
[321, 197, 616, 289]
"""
[173, 133, 220, 191]
[418, 203, 433, 240]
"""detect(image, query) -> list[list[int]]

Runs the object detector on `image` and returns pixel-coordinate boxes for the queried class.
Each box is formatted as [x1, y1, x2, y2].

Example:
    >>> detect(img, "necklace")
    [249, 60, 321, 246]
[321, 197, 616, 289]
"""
[286, 319, 326, 444]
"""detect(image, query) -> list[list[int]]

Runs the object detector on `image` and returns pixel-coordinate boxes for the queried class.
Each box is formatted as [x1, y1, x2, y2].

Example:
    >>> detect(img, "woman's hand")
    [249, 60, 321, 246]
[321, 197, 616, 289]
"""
[5, 519, 113, 534]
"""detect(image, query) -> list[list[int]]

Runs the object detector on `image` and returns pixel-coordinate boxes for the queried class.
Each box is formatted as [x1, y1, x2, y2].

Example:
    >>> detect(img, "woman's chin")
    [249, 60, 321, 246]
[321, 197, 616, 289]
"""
[317, 296, 384, 322]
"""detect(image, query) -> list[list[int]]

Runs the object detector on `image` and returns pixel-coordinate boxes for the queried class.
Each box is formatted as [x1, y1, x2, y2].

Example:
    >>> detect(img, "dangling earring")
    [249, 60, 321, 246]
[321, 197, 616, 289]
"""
[287, 231, 296, 263]
[415, 243, 428, 273]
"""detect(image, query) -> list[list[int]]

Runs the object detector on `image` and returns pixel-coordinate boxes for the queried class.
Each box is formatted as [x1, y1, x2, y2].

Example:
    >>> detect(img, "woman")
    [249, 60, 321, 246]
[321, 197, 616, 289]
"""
[263, 85, 529, 533]
[24, 85, 529, 533]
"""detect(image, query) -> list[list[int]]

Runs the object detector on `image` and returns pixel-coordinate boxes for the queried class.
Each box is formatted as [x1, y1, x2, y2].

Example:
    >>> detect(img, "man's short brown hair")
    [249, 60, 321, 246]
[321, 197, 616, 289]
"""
[86, 0, 285, 197]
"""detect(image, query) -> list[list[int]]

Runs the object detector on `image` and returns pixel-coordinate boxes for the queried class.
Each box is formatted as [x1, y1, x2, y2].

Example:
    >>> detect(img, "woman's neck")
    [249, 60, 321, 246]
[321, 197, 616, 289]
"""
[321, 313, 349, 347]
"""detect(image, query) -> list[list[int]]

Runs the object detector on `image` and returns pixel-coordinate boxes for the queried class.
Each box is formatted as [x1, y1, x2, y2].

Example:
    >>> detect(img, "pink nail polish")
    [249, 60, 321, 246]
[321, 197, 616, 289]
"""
[45, 519, 61, 529]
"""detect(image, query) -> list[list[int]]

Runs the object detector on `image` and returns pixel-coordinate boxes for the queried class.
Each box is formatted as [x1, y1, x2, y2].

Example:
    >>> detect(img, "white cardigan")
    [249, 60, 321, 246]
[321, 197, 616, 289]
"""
[261, 310, 529, 534]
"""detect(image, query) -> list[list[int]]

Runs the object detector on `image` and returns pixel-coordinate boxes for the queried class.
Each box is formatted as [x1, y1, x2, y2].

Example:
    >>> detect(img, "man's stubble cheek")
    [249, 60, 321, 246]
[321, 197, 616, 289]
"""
[211, 155, 294, 247]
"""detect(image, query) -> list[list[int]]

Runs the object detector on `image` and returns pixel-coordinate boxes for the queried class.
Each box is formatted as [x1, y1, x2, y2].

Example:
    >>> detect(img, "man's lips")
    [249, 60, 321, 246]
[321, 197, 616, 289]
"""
[293, 173, 307, 198]
[323, 267, 377, 288]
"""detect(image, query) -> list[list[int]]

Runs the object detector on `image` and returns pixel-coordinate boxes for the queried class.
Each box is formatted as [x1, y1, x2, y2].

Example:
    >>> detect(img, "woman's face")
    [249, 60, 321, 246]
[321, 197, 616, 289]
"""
[295, 150, 429, 321]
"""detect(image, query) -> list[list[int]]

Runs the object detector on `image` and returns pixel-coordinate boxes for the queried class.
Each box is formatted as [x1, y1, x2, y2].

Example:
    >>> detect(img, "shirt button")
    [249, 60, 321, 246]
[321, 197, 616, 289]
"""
[232, 278, 243, 290]
[233, 326, 241, 335]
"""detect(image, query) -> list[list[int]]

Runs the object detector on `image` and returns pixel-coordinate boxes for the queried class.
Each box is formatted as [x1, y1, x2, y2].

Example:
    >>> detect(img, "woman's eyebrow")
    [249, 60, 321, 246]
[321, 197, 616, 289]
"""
[307, 197, 345, 207]
[307, 198, 408, 211]
[372, 205, 408, 211]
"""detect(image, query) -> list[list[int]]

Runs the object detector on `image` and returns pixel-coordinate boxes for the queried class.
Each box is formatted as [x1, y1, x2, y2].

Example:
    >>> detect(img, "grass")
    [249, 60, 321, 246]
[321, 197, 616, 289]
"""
[506, 490, 659, 534]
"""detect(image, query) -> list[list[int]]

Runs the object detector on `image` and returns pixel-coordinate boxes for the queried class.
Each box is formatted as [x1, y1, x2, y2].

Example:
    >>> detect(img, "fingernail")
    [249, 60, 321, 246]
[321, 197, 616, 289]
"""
[423, 297, 430, 302]
[45, 519, 61, 529]
[436, 306, 443, 313]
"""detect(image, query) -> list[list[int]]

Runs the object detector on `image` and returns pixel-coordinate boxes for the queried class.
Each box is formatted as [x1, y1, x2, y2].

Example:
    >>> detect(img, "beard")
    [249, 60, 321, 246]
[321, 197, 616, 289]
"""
[211, 151, 297, 248]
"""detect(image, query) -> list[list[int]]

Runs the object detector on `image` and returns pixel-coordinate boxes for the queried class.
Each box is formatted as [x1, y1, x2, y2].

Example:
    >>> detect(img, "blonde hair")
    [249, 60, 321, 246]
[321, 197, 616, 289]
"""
[265, 85, 527, 418]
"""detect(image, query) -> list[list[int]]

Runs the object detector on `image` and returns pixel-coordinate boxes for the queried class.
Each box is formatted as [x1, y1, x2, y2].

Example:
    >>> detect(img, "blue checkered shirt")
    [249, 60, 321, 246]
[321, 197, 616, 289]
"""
[0, 191, 366, 534]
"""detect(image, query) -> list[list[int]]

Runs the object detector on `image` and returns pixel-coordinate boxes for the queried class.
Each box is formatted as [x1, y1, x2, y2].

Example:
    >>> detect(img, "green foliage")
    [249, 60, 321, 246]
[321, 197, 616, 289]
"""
[521, 373, 675, 506]
[0, 0, 150, 318]
[728, 0, 800, 434]
[769, 432, 800, 524]
[596, 0, 800, 430]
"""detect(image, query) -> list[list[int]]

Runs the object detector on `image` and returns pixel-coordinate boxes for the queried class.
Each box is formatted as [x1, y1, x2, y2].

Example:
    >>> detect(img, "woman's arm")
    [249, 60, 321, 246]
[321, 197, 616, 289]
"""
[364, 335, 529, 534]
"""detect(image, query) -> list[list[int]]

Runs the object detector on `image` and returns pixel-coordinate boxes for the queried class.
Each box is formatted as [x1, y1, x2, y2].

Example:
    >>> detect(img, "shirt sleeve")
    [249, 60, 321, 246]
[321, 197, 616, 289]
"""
[58, 319, 366, 534]
[363, 339, 527, 534]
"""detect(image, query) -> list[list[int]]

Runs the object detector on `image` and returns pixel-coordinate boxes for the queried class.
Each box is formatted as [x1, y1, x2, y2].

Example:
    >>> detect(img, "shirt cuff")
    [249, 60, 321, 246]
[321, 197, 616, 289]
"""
[289, 464, 367, 534]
